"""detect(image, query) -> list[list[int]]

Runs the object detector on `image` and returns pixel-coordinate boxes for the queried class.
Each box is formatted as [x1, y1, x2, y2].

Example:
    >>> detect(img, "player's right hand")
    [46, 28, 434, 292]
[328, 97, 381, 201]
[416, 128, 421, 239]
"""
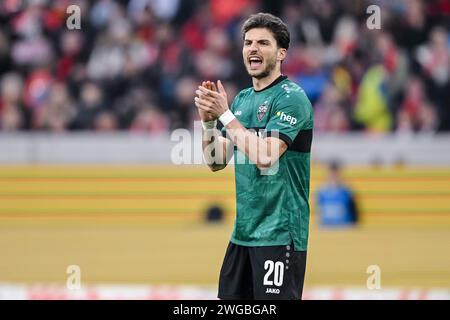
[197, 81, 217, 122]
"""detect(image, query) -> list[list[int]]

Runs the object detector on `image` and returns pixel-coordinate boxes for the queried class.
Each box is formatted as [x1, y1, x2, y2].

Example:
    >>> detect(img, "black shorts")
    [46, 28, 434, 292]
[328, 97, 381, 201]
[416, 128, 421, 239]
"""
[218, 242, 307, 300]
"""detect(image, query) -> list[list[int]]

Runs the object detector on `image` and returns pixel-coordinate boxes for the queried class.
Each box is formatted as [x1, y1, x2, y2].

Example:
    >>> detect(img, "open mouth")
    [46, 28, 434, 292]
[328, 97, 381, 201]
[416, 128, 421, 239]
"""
[248, 56, 263, 69]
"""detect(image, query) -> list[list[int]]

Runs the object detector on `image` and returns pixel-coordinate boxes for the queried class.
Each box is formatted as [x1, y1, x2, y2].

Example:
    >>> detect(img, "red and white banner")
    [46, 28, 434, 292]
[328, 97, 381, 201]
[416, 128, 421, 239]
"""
[0, 283, 448, 300]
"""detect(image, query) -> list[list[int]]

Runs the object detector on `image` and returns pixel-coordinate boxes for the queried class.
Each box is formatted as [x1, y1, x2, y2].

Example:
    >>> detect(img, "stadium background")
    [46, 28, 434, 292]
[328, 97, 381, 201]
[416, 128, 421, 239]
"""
[0, 0, 449, 299]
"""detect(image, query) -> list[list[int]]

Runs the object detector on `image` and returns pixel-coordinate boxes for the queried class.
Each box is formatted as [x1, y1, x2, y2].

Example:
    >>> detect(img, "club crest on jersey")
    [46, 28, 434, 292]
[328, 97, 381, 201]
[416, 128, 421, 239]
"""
[257, 103, 268, 121]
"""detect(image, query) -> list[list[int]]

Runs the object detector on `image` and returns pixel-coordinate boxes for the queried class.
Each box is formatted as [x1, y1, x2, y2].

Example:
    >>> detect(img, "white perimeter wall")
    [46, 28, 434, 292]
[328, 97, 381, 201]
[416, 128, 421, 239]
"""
[0, 131, 449, 165]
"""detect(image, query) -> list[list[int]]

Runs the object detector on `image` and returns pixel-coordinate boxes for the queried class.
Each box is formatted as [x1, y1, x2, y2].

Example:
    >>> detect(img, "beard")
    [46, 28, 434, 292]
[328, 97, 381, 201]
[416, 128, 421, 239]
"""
[246, 55, 277, 79]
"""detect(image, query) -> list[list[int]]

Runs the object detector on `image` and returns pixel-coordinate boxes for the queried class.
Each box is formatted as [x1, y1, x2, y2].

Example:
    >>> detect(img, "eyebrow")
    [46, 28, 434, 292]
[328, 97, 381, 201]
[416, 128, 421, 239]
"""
[244, 39, 271, 43]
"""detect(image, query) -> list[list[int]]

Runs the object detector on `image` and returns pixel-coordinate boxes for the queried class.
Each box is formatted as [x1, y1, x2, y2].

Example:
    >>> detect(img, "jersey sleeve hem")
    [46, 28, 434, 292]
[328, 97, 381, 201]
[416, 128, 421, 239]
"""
[263, 130, 293, 147]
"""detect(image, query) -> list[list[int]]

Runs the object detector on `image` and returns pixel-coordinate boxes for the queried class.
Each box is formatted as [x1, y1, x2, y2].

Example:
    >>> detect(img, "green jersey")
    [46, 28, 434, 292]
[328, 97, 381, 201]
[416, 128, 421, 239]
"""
[223, 75, 313, 251]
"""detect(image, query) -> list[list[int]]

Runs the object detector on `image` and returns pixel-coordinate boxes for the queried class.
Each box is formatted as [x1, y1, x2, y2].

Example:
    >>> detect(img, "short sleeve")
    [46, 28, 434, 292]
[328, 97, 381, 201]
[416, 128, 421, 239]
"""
[264, 89, 313, 147]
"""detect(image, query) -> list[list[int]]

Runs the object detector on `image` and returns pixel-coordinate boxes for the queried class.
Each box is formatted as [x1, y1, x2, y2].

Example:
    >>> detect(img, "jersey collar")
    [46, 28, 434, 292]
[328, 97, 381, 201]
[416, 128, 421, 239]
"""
[253, 75, 288, 93]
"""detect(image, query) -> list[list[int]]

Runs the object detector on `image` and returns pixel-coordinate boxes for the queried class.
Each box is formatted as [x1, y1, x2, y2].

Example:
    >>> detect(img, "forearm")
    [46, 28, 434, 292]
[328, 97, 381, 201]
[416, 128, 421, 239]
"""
[202, 128, 228, 171]
[225, 118, 277, 169]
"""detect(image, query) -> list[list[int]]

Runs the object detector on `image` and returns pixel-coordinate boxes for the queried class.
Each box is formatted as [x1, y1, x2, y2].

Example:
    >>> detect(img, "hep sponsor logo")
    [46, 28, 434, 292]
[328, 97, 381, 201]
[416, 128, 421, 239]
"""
[277, 111, 297, 126]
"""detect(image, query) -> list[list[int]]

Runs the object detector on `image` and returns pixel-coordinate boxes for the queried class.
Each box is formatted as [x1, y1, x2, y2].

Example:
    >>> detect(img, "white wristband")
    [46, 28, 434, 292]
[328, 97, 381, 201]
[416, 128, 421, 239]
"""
[201, 120, 217, 130]
[218, 109, 235, 127]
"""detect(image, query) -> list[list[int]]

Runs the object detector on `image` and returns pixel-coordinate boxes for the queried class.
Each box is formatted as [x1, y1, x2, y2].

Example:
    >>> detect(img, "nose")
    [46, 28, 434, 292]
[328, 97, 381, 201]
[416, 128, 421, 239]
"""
[248, 43, 259, 54]
[249, 42, 259, 51]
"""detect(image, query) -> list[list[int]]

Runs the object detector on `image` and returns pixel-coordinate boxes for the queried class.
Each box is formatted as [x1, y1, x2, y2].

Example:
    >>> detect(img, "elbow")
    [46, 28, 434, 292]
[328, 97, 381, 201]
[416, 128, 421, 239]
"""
[210, 166, 221, 172]
[209, 163, 226, 172]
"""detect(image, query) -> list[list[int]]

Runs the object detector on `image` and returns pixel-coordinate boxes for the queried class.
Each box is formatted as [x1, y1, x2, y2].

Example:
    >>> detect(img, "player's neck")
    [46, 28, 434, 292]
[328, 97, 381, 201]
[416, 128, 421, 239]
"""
[252, 70, 282, 91]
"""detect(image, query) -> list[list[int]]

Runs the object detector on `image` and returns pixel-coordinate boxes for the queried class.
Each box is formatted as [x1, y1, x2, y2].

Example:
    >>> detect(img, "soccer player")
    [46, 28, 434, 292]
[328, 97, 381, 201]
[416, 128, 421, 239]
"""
[194, 13, 313, 300]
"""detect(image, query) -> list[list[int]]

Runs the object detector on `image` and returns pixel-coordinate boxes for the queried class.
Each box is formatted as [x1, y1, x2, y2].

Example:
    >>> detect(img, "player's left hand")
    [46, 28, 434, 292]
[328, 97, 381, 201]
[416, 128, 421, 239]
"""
[194, 80, 229, 119]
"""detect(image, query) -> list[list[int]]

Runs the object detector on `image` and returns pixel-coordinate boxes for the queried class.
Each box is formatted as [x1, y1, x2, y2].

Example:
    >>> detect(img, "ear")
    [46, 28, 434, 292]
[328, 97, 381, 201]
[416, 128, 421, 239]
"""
[277, 48, 287, 62]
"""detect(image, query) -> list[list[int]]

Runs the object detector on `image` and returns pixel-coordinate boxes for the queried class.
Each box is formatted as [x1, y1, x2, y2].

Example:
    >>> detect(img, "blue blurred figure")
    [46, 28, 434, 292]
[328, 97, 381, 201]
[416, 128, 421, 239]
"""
[316, 161, 359, 227]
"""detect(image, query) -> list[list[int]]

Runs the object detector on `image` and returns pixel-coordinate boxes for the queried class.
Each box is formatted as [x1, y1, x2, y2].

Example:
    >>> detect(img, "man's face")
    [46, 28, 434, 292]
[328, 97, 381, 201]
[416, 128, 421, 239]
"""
[242, 28, 285, 79]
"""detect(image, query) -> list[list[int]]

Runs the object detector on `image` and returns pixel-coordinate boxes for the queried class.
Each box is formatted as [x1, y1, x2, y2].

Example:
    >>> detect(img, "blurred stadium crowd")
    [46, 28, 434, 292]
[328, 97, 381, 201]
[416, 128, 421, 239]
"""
[0, 0, 449, 133]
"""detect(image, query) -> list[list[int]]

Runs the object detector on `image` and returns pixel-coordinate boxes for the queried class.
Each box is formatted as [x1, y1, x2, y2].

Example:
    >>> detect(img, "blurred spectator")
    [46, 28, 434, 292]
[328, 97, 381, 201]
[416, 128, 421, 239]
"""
[314, 84, 350, 132]
[0, 30, 13, 75]
[210, 0, 255, 26]
[171, 76, 198, 130]
[375, 32, 409, 116]
[316, 161, 359, 227]
[416, 26, 450, 131]
[56, 30, 84, 81]
[23, 67, 54, 111]
[71, 81, 105, 130]
[397, 76, 438, 133]
[0, 72, 27, 130]
[195, 27, 234, 80]
[392, 0, 430, 52]
[94, 111, 119, 132]
[0, 0, 448, 133]
[130, 106, 169, 133]
[354, 65, 393, 132]
[34, 81, 76, 131]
